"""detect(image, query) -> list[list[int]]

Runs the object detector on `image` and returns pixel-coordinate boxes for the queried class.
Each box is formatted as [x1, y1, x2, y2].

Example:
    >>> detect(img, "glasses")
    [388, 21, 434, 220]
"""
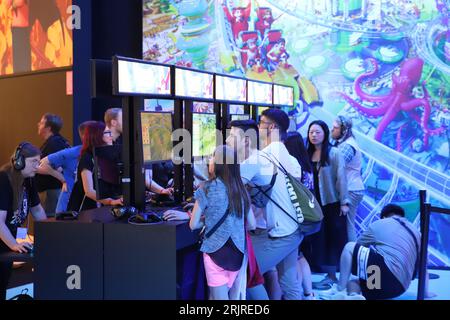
[103, 131, 112, 137]
[258, 120, 273, 127]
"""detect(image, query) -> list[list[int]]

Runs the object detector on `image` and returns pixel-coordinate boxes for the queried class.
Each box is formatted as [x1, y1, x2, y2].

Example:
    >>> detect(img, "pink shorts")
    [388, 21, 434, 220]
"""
[203, 253, 239, 288]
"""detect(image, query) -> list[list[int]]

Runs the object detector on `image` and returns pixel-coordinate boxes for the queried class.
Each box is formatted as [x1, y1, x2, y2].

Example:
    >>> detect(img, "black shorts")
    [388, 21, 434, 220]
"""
[352, 243, 406, 300]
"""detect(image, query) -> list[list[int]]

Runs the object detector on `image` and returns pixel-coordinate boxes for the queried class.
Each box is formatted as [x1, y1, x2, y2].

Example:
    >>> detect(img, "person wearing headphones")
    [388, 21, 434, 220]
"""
[319, 204, 428, 300]
[0, 142, 47, 300]
[331, 115, 365, 242]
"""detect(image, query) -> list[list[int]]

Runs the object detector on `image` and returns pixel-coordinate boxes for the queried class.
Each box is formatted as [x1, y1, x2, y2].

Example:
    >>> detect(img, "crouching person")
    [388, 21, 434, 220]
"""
[320, 204, 421, 300]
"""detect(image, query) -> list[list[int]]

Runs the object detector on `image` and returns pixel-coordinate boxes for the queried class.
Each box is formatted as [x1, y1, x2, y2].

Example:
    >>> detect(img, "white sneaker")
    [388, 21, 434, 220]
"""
[319, 284, 347, 300]
[345, 292, 366, 300]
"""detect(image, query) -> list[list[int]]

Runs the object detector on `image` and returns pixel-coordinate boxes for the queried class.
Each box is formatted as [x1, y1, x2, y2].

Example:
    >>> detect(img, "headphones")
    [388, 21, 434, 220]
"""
[12, 142, 29, 171]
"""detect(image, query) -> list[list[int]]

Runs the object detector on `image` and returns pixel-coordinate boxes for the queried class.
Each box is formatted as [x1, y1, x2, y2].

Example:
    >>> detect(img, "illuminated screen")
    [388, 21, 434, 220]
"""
[230, 114, 250, 121]
[144, 99, 174, 112]
[175, 68, 214, 99]
[118, 59, 171, 95]
[193, 101, 214, 113]
[192, 113, 216, 158]
[229, 104, 244, 115]
[141, 112, 173, 162]
[247, 81, 272, 105]
[215, 74, 247, 102]
[0, 0, 73, 76]
[274, 85, 294, 107]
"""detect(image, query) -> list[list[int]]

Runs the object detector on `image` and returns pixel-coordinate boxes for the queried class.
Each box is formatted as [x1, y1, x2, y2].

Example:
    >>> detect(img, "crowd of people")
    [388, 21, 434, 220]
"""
[0, 107, 429, 301]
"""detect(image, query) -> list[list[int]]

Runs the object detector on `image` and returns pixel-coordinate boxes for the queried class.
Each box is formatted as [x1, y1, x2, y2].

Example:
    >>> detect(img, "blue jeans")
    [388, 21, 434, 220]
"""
[247, 229, 303, 300]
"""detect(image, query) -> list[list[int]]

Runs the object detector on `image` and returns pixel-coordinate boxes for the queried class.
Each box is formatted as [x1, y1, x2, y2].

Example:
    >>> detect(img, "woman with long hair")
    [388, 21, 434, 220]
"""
[283, 131, 316, 299]
[0, 142, 47, 300]
[284, 131, 313, 190]
[67, 121, 122, 212]
[189, 145, 255, 300]
[306, 120, 350, 289]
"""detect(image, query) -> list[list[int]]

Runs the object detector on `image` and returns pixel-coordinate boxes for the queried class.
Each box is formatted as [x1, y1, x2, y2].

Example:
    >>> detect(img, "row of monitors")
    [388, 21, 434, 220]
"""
[113, 56, 294, 107]
[141, 107, 264, 162]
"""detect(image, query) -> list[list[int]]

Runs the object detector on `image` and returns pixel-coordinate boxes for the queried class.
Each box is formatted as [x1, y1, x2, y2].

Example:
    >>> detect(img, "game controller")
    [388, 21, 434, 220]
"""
[24, 245, 33, 254]
[111, 206, 138, 219]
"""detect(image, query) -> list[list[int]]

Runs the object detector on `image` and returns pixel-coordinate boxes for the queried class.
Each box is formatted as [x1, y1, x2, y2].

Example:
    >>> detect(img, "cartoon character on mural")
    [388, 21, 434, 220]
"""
[339, 57, 445, 151]
[142, 0, 450, 267]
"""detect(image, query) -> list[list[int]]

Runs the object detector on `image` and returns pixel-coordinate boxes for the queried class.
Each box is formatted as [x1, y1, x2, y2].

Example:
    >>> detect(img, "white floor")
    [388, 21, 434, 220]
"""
[7, 270, 450, 300]
[311, 270, 450, 300]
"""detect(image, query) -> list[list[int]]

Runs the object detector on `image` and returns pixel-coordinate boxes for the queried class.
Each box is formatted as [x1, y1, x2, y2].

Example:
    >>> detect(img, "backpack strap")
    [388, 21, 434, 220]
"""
[204, 208, 231, 239]
[392, 217, 420, 279]
[257, 152, 301, 225]
[253, 181, 300, 226]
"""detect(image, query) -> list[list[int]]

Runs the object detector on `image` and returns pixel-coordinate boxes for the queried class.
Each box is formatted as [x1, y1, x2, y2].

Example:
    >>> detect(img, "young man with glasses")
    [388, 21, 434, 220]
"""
[227, 111, 304, 300]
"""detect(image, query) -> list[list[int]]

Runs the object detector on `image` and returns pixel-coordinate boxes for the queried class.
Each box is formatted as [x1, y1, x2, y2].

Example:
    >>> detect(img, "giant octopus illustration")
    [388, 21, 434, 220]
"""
[340, 57, 445, 151]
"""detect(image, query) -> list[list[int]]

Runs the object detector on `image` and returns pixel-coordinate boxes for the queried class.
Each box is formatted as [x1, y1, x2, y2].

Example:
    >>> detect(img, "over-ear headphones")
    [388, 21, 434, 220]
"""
[12, 142, 28, 171]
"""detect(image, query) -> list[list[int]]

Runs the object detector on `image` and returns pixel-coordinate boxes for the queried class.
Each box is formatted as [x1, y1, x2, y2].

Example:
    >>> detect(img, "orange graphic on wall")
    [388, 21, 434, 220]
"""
[0, 0, 73, 76]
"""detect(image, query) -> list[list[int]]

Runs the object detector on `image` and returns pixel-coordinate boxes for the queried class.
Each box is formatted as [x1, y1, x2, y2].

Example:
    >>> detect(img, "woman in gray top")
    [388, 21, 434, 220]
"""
[190, 145, 253, 300]
[304, 120, 350, 289]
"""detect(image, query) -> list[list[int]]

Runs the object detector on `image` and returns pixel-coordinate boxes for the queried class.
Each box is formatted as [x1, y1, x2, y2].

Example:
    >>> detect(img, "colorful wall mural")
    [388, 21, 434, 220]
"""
[143, 0, 450, 267]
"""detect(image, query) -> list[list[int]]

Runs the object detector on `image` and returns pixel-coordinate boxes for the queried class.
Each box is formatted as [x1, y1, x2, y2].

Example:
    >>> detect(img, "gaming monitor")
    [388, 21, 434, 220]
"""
[230, 114, 251, 121]
[273, 84, 294, 107]
[193, 101, 214, 113]
[229, 104, 245, 115]
[247, 80, 273, 105]
[175, 68, 214, 100]
[140, 112, 173, 163]
[192, 113, 217, 158]
[113, 57, 171, 96]
[93, 145, 123, 200]
[215, 74, 247, 103]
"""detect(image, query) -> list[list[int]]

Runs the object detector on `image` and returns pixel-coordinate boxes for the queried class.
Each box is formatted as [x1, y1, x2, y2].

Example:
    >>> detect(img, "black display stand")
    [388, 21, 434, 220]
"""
[34, 207, 199, 300]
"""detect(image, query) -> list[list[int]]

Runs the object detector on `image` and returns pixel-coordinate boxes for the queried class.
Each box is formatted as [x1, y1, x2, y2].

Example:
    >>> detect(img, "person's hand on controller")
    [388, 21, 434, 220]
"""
[160, 187, 174, 196]
[162, 209, 189, 221]
[110, 198, 123, 206]
[11, 242, 33, 254]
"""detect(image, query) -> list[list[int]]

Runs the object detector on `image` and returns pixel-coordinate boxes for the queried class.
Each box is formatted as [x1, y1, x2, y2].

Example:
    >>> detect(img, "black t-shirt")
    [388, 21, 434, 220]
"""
[67, 152, 97, 212]
[0, 171, 40, 252]
[113, 134, 123, 146]
[152, 161, 174, 187]
[35, 134, 71, 192]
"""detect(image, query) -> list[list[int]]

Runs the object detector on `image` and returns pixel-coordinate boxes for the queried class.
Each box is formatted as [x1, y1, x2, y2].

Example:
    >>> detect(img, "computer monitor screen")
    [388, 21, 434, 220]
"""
[230, 114, 251, 121]
[215, 74, 247, 102]
[273, 84, 294, 107]
[141, 112, 173, 162]
[193, 101, 214, 113]
[93, 145, 123, 200]
[175, 68, 214, 99]
[192, 113, 217, 158]
[229, 104, 245, 115]
[247, 80, 272, 105]
[117, 59, 171, 95]
[144, 99, 174, 112]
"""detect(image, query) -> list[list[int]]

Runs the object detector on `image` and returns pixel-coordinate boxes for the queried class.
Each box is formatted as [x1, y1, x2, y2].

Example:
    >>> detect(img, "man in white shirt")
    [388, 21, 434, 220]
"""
[227, 109, 303, 300]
